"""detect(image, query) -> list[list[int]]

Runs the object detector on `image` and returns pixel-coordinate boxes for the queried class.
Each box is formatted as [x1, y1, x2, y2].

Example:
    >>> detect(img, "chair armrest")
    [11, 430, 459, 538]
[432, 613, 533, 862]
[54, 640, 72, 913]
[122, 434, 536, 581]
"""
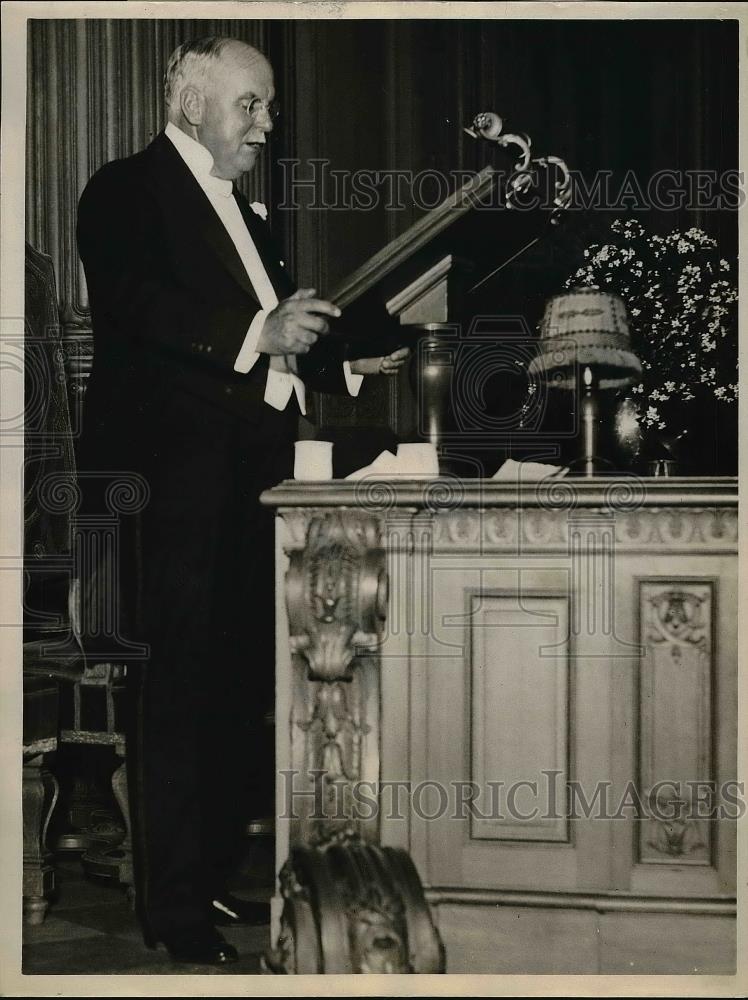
[23, 632, 86, 683]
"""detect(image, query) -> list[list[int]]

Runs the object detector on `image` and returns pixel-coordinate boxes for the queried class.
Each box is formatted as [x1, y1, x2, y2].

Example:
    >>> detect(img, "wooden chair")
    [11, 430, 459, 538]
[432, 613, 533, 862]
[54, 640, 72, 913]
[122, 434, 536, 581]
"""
[23, 244, 137, 924]
[22, 243, 85, 923]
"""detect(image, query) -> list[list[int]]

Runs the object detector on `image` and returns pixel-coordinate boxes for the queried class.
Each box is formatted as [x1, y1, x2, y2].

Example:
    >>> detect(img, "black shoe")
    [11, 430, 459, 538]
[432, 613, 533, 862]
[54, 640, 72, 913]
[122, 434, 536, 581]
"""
[151, 924, 239, 965]
[210, 893, 270, 927]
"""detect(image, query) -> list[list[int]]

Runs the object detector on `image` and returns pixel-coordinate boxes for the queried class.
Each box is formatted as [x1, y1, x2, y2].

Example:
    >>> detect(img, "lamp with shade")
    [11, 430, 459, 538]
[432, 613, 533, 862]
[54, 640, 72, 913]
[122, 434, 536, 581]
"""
[528, 288, 643, 476]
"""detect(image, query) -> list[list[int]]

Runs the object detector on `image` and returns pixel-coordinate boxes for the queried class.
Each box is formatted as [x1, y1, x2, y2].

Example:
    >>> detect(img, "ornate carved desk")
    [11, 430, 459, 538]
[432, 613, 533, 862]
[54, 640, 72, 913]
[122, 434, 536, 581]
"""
[261, 476, 737, 974]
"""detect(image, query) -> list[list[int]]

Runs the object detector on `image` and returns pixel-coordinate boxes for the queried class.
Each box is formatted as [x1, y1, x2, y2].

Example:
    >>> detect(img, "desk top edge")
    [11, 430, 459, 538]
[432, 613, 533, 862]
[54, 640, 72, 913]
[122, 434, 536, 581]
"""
[261, 476, 739, 509]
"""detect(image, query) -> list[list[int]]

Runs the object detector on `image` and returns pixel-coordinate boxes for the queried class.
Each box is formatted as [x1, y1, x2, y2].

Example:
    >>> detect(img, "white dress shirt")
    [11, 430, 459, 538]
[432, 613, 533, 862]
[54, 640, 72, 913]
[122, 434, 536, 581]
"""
[165, 122, 363, 413]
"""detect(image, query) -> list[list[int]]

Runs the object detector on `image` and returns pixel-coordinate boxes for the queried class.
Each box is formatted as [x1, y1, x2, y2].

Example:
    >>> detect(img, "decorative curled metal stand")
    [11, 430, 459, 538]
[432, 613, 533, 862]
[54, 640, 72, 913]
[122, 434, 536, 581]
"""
[265, 510, 445, 974]
[465, 111, 572, 222]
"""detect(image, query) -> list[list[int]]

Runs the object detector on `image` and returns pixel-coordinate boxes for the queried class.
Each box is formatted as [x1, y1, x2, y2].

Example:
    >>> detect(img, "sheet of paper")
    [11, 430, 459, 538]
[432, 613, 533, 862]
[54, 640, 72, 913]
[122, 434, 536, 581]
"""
[492, 458, 568, 481]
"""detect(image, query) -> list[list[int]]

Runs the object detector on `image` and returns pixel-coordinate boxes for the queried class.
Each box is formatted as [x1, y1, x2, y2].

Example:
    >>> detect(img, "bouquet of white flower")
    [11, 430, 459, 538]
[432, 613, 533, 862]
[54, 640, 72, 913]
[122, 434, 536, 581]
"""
[566, 219, 738, 432]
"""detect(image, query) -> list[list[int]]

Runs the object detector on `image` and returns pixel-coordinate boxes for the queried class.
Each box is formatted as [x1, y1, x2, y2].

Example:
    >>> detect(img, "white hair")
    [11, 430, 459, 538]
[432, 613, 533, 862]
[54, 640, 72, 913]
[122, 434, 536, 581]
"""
[164, 37, 232, 119]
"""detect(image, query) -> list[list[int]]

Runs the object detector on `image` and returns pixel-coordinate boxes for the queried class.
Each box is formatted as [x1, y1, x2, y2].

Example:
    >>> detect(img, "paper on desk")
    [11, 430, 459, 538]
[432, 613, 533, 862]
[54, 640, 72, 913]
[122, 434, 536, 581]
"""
[345, 449, 443, 480]
[492, 459, 568, 481]
[344, 450, 400, 480]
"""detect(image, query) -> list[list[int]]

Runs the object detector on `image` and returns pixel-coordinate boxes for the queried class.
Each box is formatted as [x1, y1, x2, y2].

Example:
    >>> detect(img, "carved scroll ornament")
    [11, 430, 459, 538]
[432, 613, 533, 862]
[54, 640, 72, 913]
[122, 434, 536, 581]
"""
[285, 511, 387, 681]
[265, 832, 445, 974]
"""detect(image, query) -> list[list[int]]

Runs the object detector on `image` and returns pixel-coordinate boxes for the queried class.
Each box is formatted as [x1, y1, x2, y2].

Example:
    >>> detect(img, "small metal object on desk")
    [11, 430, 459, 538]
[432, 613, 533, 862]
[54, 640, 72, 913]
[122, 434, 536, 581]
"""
[649, 459, 677, 477]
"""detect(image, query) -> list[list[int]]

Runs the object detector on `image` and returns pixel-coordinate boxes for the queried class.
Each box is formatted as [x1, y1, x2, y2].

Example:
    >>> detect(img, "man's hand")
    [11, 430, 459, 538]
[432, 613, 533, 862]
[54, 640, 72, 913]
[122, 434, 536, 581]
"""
[257, 288, 341, 356]
[348, 347, 411, 376]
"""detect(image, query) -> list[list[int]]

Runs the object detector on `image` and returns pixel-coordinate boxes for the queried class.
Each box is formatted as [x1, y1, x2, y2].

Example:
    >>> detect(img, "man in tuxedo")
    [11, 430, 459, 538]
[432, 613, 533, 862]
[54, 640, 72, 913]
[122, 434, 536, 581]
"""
[77, 36, 406, 965]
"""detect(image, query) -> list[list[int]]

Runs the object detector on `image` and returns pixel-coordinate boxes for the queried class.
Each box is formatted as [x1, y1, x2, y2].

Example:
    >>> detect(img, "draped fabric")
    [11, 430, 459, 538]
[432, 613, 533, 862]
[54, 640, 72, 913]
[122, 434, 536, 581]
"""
[286, 19, 737, 291]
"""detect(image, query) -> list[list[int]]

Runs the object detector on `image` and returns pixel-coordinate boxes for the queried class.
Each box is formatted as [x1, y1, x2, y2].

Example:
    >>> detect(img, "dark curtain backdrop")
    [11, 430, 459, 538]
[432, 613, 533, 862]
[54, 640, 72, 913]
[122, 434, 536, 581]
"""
[278, 18, 737, 291]
[26, 17, 738, 435]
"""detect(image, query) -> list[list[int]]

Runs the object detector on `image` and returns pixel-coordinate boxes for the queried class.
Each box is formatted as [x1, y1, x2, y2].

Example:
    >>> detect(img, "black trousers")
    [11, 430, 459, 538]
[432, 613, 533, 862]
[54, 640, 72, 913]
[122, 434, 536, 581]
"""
[83, 392, 295, 938]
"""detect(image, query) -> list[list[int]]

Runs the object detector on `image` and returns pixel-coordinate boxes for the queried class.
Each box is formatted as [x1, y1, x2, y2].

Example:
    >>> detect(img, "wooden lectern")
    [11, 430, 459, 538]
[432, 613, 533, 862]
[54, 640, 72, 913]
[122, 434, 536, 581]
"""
[261, 146, 737, 975]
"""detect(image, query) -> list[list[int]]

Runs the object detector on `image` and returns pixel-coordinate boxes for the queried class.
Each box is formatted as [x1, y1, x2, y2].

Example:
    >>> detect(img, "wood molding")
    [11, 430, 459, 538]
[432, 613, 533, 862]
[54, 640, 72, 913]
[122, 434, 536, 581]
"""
[385, 254, 454, 318]
[263, 483, 739, 563]
[262, 477, 738, 511]
[425, 886, 736, 916]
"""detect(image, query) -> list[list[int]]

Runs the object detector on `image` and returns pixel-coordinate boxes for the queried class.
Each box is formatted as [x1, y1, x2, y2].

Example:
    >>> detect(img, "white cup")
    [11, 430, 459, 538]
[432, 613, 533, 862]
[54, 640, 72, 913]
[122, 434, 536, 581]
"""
[294, 440, 333, 481]
[396, 443, 439, 476]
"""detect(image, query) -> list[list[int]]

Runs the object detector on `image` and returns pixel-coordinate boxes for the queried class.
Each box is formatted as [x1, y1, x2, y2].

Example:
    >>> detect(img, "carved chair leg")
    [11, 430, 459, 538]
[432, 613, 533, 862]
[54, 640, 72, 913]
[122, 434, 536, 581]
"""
[111, 740, 133, 888]
[22, 750, 59, 925]
[81, 739, 133, 890]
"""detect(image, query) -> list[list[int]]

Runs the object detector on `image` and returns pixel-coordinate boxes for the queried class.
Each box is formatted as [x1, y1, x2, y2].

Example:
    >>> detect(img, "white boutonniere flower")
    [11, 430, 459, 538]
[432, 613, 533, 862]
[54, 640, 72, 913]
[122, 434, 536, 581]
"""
[250, 201, 268, 221]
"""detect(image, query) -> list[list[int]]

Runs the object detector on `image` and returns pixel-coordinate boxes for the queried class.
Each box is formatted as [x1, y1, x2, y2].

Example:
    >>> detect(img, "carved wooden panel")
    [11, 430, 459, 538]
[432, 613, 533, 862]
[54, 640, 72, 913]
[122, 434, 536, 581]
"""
[289, 655, 381, 847]
[283, 510, 387, 846]
[430, 506, 738, 555]
[637, 579, 714, 865]
[267, 485, 737, 967]
[415, 562, 586, 893]
[470, 591, 570, 842]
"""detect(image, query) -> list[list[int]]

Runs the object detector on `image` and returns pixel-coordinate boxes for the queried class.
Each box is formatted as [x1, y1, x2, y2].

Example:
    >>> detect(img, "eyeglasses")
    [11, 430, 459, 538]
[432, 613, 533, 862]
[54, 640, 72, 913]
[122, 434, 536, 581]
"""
[241, 96, 280, 123]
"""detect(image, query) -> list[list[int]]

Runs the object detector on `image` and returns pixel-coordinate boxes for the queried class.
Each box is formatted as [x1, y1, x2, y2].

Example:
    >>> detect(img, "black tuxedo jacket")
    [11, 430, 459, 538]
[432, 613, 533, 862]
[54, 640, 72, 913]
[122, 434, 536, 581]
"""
[77, 131, 348, 468]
